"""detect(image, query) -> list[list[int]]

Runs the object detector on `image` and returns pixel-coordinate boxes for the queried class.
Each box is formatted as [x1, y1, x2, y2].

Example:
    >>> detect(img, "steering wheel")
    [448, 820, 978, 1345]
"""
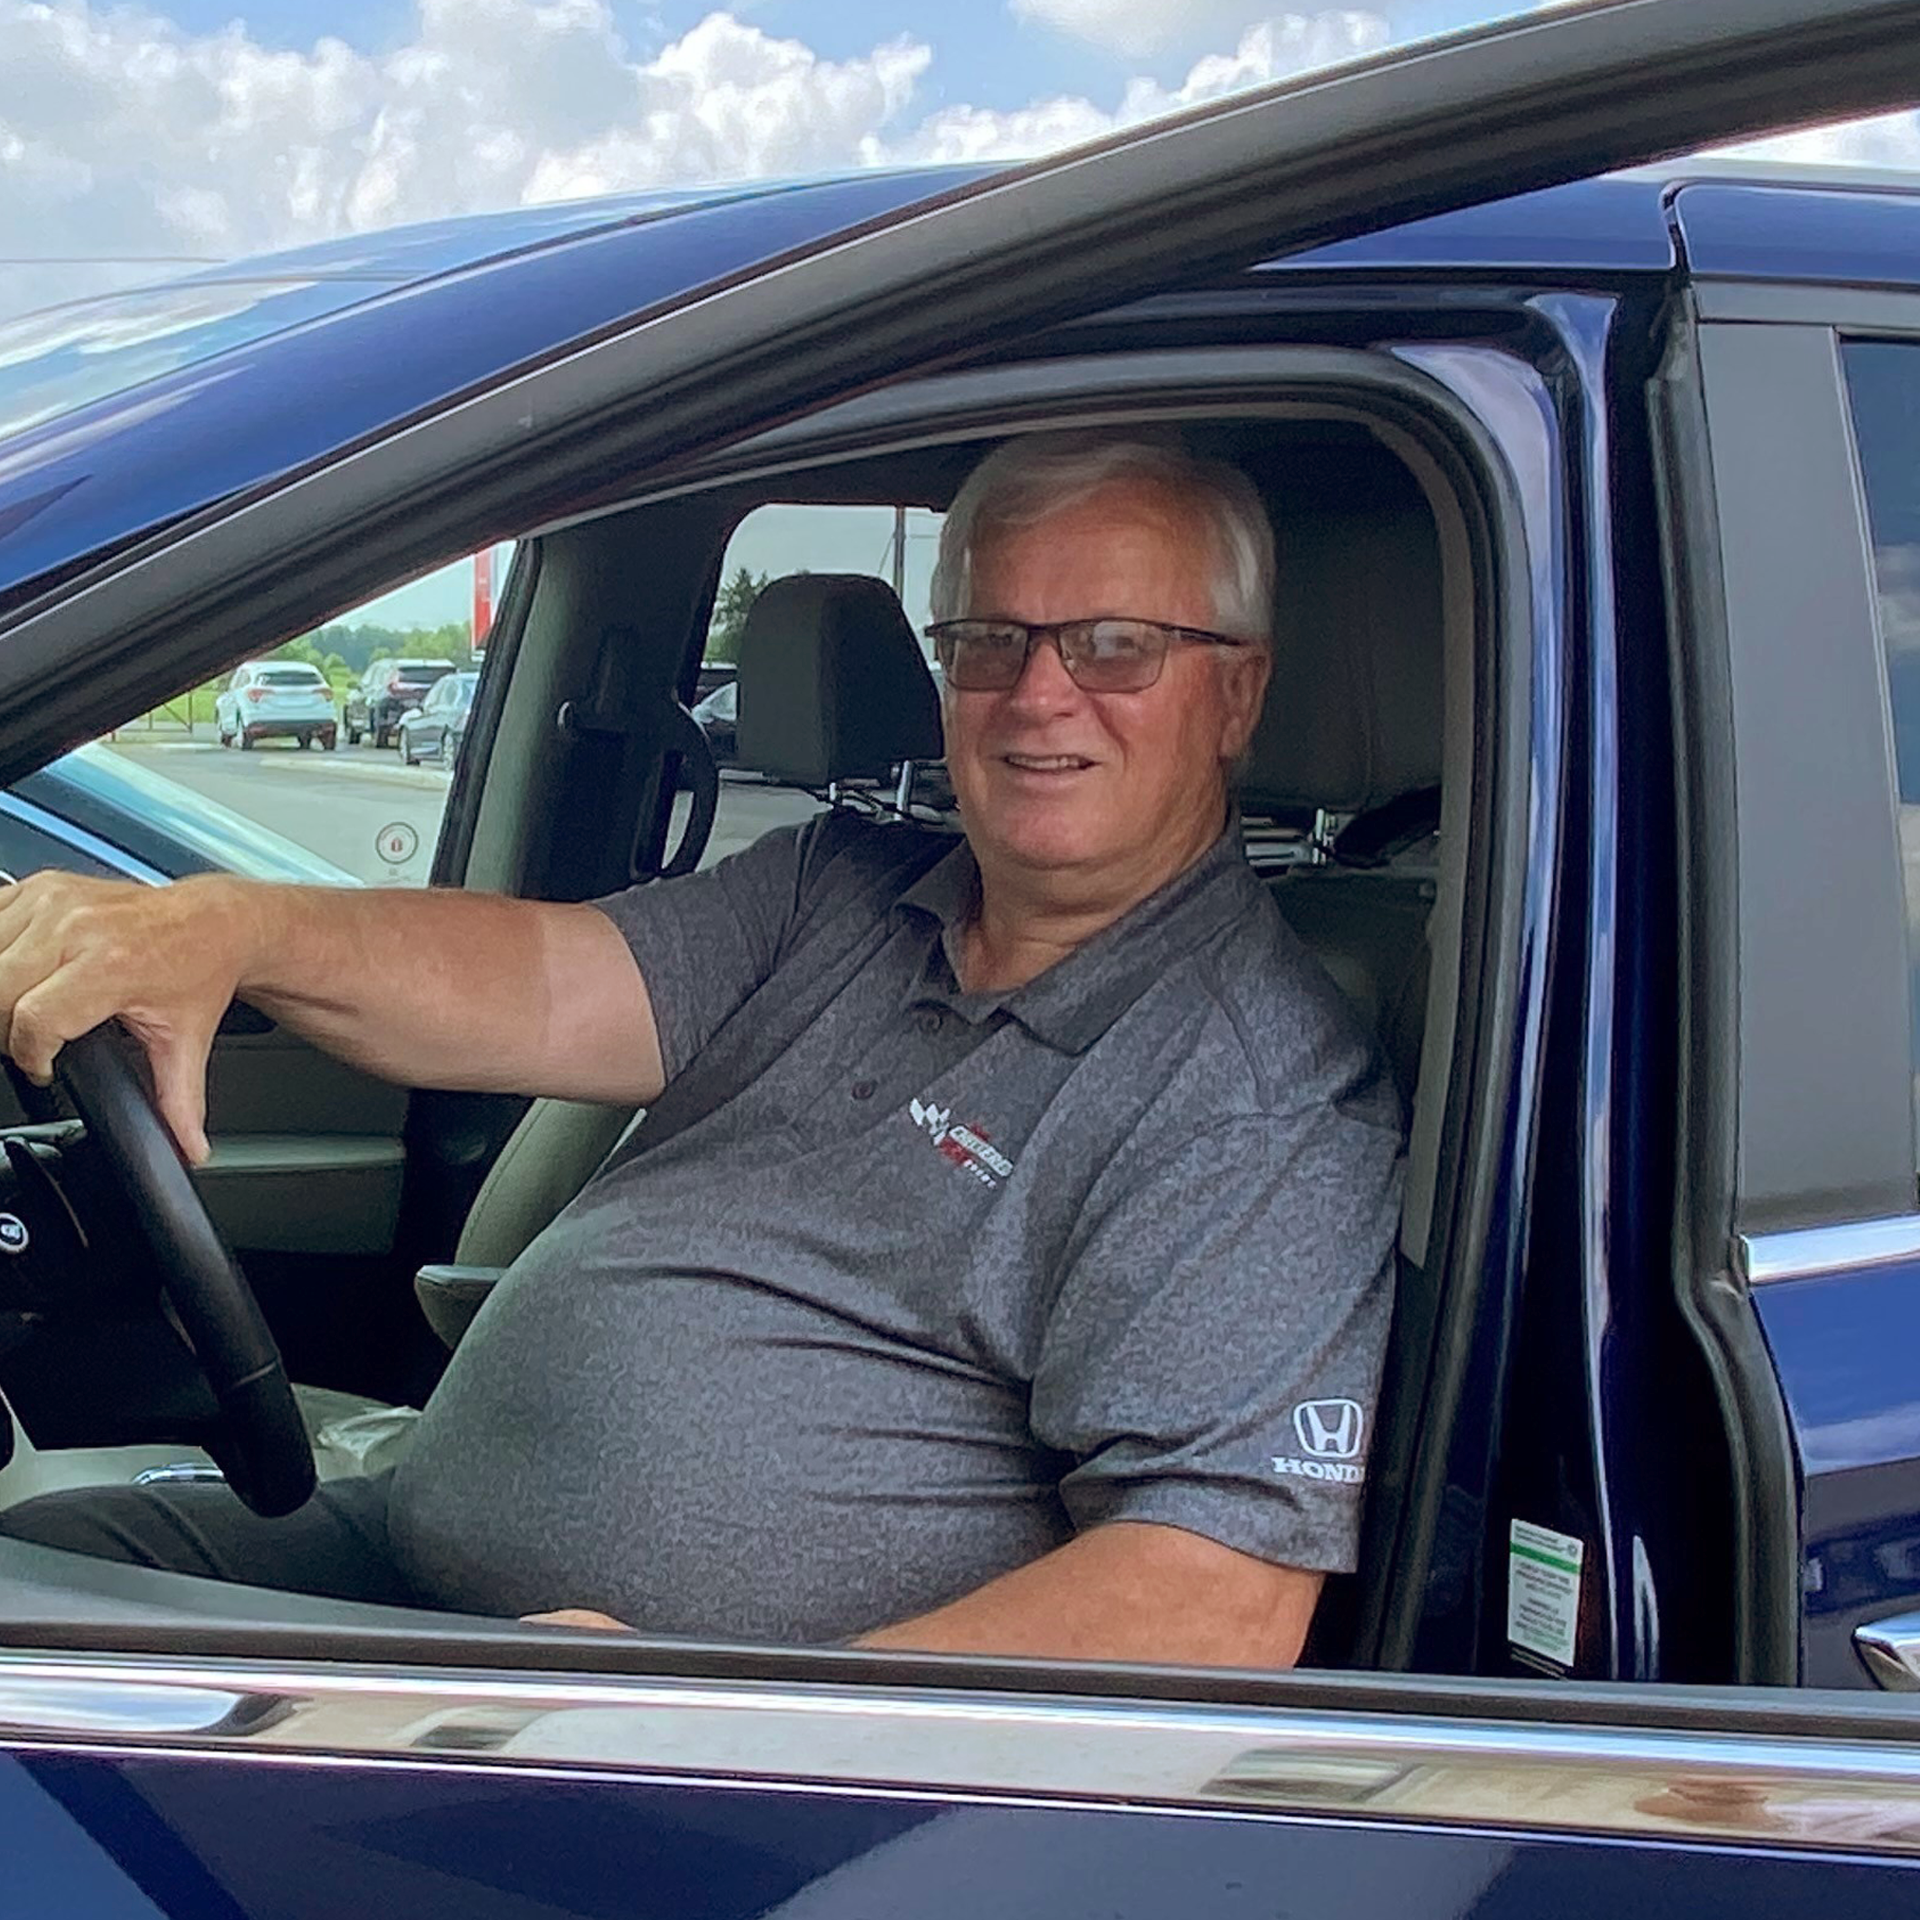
[40, 1023, 314, 1517]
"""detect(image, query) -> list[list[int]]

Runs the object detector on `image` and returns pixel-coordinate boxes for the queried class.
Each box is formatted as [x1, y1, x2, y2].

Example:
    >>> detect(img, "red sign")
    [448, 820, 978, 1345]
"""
[472, 547, 494, 651]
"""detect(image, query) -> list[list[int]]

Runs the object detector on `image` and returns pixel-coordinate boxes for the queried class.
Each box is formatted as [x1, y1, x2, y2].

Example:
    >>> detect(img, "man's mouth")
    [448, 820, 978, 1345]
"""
[1000, 753, 1095, 772]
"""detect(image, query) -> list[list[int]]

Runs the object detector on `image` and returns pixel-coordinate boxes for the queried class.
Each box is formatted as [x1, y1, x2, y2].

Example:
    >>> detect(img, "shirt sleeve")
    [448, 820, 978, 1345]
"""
[591, 817, 820, 1081]
[1030, 1091, 1404, 1576]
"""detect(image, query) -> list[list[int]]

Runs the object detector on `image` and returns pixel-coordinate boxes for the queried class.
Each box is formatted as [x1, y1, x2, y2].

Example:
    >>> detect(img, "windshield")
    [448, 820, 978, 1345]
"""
[0, 281, 389, 442]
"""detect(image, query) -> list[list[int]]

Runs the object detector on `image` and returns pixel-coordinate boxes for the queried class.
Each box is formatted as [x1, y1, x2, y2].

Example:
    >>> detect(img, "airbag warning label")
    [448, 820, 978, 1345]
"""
[1508, 1518, 1585, 1671]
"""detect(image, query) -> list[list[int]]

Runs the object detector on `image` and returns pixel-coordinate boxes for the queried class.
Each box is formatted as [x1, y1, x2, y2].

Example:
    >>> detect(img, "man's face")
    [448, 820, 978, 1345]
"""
[943, 480, 1270, 896]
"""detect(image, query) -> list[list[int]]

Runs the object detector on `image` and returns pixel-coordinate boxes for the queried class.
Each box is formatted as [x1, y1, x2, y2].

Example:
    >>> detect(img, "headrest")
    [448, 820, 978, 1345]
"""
[735, 573, 944, 786]
[1239, 501, 1444, 816]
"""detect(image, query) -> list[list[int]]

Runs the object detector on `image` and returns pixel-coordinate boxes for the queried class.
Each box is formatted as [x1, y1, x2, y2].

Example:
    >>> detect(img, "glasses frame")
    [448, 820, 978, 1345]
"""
[927, 617, 1256, 694]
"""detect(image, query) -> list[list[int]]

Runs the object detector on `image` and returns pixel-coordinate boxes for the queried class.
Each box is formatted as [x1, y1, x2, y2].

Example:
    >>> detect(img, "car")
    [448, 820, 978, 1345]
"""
[213, 660, 338, 751]
[2, 0, 1920, 1903]
[343, 657, 457, 748]
[396, 670, 479, 766]
[0, 741, 363, 888]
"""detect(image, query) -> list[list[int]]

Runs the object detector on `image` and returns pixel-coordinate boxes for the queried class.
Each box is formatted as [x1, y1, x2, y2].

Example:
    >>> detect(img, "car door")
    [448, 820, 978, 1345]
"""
[1642, 181, 1920, 1692]
[1, 0, 1919, 1909]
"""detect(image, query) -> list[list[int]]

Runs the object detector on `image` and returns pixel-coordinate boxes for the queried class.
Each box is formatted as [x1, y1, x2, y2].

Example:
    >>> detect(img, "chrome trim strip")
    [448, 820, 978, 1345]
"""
[1857, 1611, 1920, 1692]
[0, 1655, 1919, 1855]
[1738, 1215, 1920, 1285]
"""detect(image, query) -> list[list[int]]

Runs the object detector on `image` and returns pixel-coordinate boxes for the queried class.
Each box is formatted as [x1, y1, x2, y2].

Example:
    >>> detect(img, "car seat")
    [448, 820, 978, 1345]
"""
[296, 570, 946, 1469]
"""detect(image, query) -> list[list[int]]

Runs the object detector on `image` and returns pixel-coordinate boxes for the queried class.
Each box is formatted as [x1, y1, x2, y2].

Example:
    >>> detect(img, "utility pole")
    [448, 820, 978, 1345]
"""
[891, 505, 907, 598]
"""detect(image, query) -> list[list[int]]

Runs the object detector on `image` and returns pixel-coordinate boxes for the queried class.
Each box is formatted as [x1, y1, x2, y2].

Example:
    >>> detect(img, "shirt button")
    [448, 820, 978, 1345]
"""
[851, 1080, 876, 1101]
[916, 1010, 943, 1034]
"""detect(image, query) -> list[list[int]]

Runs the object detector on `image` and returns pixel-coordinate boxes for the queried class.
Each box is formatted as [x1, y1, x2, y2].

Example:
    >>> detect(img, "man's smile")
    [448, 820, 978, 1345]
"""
[998, 752, 1098, 774]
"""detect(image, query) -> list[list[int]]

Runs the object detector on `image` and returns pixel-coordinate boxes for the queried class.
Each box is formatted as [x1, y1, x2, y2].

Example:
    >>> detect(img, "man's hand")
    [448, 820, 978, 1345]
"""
[522, 1608, 633, 1632]
[857, 1522, 1323, 1669]
[0, 870, 256, 1163]
[0, 864, 668, 1163]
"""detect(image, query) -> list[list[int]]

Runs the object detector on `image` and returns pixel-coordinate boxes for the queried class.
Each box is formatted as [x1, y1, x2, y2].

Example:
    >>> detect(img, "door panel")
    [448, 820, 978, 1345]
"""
[15, 1753, 1920, 1919]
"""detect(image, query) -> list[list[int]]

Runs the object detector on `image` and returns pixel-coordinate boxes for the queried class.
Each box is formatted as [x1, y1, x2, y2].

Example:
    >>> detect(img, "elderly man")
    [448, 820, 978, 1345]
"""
[0, 430, 1403, 1669]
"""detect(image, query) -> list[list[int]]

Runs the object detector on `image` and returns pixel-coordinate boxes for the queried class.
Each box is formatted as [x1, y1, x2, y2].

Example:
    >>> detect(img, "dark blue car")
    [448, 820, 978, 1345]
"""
[3, 0, 1920, 1909]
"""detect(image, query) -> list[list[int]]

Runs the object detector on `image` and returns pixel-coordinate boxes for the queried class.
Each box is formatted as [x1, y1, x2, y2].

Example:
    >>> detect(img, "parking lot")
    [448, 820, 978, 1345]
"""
[102, 732, 819, 885]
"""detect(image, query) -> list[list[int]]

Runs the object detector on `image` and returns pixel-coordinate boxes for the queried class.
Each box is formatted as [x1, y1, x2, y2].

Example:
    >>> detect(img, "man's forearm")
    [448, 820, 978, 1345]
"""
[855, 1521, 1323, 1669]
[0, 866, 666, 1161]
[217, 876, 665, 1105]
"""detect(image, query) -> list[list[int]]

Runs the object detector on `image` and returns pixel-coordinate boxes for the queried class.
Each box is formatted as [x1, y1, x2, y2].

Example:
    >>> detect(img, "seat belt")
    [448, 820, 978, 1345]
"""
[552, 624, 720, 898]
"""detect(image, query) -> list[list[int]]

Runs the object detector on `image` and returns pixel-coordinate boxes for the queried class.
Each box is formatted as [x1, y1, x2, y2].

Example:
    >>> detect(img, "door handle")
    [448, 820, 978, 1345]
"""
[1855, 1610, 1920, 1689]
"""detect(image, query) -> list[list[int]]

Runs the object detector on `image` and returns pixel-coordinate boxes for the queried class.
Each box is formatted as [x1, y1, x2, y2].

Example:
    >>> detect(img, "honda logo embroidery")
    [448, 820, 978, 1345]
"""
[1293, 1398, 1365, 1460]
[1272, 1399, 1367, 1485]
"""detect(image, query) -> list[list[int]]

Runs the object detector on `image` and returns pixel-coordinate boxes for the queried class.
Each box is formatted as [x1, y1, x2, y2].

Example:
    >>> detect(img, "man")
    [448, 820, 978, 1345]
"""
[0, 430, 1403, 1669]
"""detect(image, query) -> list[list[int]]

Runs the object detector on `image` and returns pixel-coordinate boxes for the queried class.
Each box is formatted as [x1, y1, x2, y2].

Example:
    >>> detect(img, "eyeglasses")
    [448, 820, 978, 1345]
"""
[927, 618, 1254, 694]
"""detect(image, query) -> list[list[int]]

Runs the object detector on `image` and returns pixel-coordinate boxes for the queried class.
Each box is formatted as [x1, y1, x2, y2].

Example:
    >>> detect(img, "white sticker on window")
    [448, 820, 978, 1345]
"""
[1507, 1518, 1585, 1671]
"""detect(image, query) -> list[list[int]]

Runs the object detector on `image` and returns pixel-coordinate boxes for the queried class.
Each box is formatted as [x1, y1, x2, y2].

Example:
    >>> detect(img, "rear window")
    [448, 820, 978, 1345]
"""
[392, 662, 455, 683]
[258, 667, 326, 686]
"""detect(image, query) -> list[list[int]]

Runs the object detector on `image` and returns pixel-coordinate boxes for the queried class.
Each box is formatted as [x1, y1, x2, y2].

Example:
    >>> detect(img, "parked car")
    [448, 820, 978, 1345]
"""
[213, 660, 338, 751]
[397, 670, 478, 766]
[2, 1, 1920, 1903]
[343, 657, 456, 747]
[0, 741, 362, 887]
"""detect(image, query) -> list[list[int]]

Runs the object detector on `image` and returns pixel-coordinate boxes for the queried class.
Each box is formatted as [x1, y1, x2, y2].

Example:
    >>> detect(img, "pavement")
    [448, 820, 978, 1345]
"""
[104, 730, 819, 886]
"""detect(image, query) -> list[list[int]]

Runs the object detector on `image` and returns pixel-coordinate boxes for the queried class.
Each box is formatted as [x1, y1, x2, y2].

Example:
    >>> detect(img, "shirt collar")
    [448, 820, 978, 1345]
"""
[896, 820, 1262, 1054]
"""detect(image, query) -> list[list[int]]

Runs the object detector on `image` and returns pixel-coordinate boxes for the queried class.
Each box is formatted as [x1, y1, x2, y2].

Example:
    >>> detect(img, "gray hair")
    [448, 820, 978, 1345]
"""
[930, 429, 1275, 644]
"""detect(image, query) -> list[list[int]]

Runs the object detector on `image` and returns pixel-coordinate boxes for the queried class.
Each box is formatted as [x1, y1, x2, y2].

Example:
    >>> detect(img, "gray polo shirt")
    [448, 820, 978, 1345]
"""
[389, 811, 1404, 1641]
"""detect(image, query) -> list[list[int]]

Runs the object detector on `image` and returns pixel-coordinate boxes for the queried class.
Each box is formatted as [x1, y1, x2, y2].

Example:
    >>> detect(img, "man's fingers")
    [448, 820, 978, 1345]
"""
[4, 968, 124, 1084]
[520, 1608, 633, 1632]
[144, 1022, 218, 1167]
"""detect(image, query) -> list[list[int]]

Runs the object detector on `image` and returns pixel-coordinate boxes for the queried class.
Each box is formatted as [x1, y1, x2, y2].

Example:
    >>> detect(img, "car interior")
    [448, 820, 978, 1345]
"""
[0, 348, 1515, 1675]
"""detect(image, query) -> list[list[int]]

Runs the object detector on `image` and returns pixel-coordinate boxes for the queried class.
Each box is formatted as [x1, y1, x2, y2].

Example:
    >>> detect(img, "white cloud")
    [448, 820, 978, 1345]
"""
[1717, 107, 1920, 172]
[0, 2, 938, 307]
[0, 1, 1392, 318]
[901, 15, 1390, 163]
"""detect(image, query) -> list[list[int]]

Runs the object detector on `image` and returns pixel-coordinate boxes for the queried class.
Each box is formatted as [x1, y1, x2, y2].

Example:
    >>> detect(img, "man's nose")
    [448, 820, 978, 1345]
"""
[1004, 630, 1082, 710]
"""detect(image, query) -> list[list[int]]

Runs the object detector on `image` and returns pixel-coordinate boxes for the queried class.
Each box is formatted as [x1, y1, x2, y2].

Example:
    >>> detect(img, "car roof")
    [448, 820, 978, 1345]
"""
[3, 158, 1917, 608]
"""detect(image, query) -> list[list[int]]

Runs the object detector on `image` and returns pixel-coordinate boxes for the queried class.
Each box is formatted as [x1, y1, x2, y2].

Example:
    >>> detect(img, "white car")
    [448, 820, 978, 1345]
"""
[215, 660, 339, 751]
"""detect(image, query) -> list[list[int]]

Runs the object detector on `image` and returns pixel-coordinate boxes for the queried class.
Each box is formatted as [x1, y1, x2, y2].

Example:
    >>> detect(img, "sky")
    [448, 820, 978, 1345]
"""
[6, 0, 1918, 626]
[9, 0, 1919, 327]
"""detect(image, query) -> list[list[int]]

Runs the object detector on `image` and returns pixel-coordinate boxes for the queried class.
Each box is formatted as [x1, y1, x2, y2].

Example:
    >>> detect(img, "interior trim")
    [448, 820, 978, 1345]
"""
[190, 1134, 405, 1256]
[0, 1653, 1918, 1854]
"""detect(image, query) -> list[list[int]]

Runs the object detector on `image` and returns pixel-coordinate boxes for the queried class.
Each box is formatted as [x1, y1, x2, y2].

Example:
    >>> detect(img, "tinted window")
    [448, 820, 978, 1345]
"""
[258, 667, 326, 686]
[1843, 339, 1920, 1149]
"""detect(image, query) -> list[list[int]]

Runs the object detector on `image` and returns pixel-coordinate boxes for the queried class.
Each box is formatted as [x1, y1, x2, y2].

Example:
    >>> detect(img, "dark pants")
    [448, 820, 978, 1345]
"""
[0, 1471, 423, 1607]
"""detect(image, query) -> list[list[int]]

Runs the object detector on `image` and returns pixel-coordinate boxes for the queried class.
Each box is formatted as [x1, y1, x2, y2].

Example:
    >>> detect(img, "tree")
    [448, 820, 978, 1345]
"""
[705, 567, 771, 665]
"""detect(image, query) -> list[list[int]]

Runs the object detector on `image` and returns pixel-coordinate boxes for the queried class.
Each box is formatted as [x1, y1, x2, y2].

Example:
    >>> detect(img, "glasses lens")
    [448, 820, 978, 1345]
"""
[936, 622, 1028, 690]
[1062, 620, 1166, 692]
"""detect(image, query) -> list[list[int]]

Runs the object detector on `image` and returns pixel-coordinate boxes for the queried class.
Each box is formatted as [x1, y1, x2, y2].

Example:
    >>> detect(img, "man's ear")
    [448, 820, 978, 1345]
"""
[1217, 645, 1271, 760]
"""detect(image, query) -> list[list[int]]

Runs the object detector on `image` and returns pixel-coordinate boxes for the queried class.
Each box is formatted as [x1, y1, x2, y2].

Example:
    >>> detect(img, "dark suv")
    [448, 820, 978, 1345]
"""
[3, 2, 1920, 1904]
[343, 657, 456, 747]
